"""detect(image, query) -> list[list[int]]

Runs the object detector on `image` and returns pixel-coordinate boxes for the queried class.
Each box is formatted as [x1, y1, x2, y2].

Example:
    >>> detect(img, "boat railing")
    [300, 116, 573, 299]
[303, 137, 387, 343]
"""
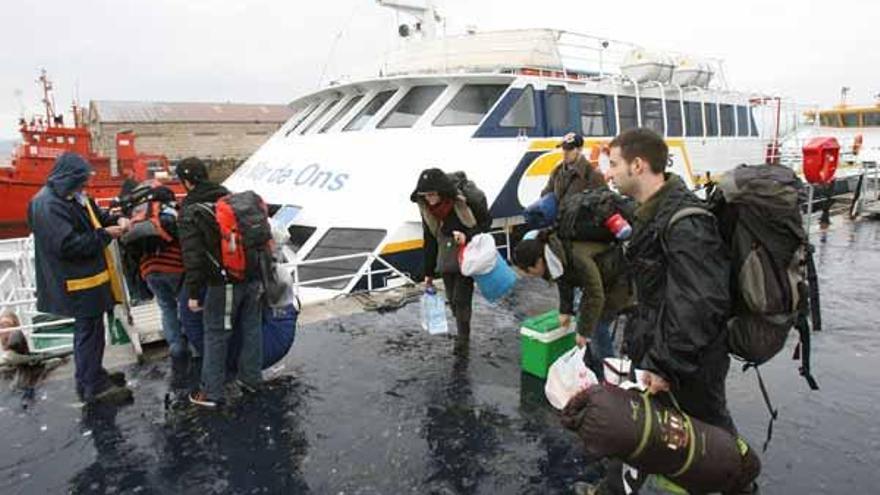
[284, 251, 415, 295]
[380, 28, 731, 91]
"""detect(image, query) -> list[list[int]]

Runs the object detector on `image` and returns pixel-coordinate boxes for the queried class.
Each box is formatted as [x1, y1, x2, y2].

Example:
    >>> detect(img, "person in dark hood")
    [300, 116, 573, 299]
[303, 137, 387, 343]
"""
[513, 231, 631, 377]
[411, 168, 491, 350]
[541, 132, 607, 207]
[176, 157, 263, 408]
[27, 152, 132, 405]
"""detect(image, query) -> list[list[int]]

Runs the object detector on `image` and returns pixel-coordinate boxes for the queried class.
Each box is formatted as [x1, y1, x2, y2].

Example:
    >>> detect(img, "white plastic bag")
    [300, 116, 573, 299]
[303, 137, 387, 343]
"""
[420, 288, 449, 335]
[544, 346, 599, 410]
[460, 233, 498, 277]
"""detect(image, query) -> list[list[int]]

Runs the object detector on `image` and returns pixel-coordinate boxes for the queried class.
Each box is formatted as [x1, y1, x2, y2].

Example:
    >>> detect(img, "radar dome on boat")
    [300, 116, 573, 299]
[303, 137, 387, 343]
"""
[671, 57, 715, 88]
[620, 48, 674, 84]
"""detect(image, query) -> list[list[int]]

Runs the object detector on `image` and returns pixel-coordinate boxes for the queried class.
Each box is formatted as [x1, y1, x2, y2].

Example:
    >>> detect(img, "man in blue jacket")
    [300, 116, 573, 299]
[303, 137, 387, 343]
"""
[28, 153, 133, 405]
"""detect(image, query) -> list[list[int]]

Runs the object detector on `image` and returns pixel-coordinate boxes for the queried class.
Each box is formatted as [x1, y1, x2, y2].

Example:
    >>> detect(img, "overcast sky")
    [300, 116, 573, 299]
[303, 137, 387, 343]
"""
[1, 0, 877, 139]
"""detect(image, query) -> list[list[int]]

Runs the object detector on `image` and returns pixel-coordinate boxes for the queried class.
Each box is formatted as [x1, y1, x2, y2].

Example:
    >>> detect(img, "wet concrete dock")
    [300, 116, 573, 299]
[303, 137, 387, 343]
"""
[2, 215, 879, 494]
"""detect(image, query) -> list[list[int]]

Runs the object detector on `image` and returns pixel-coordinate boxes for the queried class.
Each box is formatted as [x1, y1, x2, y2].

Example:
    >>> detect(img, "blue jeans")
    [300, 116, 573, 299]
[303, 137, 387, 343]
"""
[201, 281, 263, 401]
[74, 315, 109, 399]
[145, 272, 184, 358]
[590, 318, 614, 380]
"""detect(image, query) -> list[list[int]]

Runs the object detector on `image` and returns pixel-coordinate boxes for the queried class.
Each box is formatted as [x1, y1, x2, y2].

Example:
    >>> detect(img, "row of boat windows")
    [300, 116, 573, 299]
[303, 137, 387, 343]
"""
[508, 85, 758, 138]
[288, 84, 506, 136]
[288, 83, 756, 138]
[819, 111, 880, 127]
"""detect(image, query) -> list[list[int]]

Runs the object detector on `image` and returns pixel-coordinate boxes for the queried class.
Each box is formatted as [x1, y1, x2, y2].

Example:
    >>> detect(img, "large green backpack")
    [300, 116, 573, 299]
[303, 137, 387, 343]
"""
[666, 164, 820, 449]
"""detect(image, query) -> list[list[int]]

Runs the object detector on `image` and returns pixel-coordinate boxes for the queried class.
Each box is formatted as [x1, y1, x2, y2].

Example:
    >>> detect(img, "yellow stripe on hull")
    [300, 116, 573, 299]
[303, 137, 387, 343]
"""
[381, 239, 424, 255]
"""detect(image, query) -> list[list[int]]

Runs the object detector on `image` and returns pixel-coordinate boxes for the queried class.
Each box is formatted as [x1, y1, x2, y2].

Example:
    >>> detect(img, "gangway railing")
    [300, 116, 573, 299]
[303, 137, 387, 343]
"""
[0, 236, 77, 355]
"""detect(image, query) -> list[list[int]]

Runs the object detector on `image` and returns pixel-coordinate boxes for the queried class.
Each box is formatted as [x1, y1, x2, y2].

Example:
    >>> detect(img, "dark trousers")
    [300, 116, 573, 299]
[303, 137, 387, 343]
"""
[676, 351, 736, 434]
[201, 281, 263, 401]
[441, 272, 474, 337]
[74, 315, 108, 399]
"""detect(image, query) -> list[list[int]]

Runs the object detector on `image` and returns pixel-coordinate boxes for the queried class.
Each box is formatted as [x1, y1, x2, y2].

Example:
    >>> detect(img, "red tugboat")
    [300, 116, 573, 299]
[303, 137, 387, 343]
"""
[0, 70, 183, 238]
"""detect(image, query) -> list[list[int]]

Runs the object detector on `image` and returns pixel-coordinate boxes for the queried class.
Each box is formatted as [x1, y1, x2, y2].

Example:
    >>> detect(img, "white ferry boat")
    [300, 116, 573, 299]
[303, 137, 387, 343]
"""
[225, 0, 783, 303]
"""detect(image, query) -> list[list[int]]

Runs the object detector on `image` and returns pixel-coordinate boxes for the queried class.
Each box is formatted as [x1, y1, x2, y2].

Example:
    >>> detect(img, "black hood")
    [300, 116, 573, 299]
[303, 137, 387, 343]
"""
[410, 168, 457, 202]
[47, 153, 93, 198]
[182, 180, 229, 206]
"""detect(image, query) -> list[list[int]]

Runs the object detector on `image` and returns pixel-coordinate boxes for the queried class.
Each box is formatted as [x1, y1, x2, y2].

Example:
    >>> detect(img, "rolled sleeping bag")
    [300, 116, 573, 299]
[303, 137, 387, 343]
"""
[524, 193, 558, 229]
[560, 385, 761, 494]
[179, 291, 298, 370]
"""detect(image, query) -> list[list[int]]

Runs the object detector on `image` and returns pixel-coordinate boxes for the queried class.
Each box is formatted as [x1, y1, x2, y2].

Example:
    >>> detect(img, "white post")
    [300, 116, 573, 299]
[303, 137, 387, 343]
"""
[805, 184, 814, 242]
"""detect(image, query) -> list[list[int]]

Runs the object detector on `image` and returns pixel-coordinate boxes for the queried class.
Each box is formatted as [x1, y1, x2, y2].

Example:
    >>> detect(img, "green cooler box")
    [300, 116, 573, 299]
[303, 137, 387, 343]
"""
[520, 310, 575, 379]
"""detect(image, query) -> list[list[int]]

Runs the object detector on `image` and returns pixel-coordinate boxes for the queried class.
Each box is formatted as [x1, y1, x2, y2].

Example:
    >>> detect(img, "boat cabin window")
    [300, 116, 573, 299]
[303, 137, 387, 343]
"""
[685, 101, 703, 137]
[841, 112, 859, 127]
[665, 100, 683, 137]
[300, 99, 340, 135]
[500, 85, 536, 128]
[618, 96, 638, 132]
[720, 104, 735, 136]
[287, 225, 317, 254]
[301, 228, 387, 289]
[736, 106, 749, 136]
[286, 103, 319, 136]
[640, 98, 664, 135]
[320, 95, 364, 133]
[579, 94, 609, 137]
[864, 112, 880, 126]
[819, 114, 838, 126]
[378, 85, 445, 129]
[704, 103, 719, 136]
[545, 85, 570, 136]
[345, 90, 396, 131]
[433, 84, 507, 126]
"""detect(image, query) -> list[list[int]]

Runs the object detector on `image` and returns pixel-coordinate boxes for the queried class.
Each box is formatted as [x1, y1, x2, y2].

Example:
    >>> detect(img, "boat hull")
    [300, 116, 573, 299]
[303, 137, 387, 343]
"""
[0, 177, 168, 239]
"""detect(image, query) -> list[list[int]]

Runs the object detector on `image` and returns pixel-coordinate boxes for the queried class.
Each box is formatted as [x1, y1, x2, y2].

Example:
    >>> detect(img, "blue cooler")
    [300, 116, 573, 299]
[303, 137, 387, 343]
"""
[473, 252, 517, 302]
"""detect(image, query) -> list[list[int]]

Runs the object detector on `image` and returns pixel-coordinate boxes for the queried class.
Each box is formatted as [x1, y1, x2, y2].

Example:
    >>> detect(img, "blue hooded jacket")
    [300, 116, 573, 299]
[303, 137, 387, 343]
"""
[27, 153, 117, 317]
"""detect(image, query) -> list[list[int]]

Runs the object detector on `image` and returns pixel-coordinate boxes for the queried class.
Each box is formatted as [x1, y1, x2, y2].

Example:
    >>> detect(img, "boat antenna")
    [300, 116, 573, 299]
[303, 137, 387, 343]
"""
[316, 1, 363, 88]
[839, 86, 850, 107]
[13, 88, 25, 118]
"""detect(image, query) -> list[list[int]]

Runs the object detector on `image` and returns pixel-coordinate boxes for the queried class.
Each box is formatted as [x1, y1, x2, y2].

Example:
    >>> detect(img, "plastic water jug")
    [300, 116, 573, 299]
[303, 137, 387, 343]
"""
[420, 287, 448, 335]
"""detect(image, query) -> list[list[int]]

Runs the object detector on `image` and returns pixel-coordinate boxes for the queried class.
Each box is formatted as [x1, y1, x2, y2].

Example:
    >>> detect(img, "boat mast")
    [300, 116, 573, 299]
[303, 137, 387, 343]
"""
[375, 0, 442, 40]
[37, 69, 58, 128]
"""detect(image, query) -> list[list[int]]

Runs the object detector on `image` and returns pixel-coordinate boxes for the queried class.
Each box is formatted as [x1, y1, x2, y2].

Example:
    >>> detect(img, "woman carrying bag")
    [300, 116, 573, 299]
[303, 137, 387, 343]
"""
[411, 168, 491, 350]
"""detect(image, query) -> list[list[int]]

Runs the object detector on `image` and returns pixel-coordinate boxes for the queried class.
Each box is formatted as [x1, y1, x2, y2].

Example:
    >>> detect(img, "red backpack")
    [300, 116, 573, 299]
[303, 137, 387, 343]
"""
[205, 191, 273, 282]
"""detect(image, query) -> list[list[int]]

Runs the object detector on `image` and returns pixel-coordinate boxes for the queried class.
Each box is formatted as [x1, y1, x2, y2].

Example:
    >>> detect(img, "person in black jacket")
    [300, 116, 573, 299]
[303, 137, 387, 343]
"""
[607, 128, 734, 432]
[176, 157, 263, 408]
[575, 130, 742, 495]
[411, 169, 491, 349]
[27, 153, 132, 405]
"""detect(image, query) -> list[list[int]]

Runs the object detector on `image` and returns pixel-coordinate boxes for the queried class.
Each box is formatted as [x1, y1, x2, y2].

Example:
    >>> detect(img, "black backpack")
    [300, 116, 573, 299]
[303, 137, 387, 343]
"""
[447, 171, 492, 232]
[666, 164, 820, 449]
[557, 187, 635, 242]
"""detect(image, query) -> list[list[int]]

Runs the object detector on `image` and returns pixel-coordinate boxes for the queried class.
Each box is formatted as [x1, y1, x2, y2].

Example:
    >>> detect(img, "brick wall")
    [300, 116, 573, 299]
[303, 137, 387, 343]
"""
[90, 121, 282, 171]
